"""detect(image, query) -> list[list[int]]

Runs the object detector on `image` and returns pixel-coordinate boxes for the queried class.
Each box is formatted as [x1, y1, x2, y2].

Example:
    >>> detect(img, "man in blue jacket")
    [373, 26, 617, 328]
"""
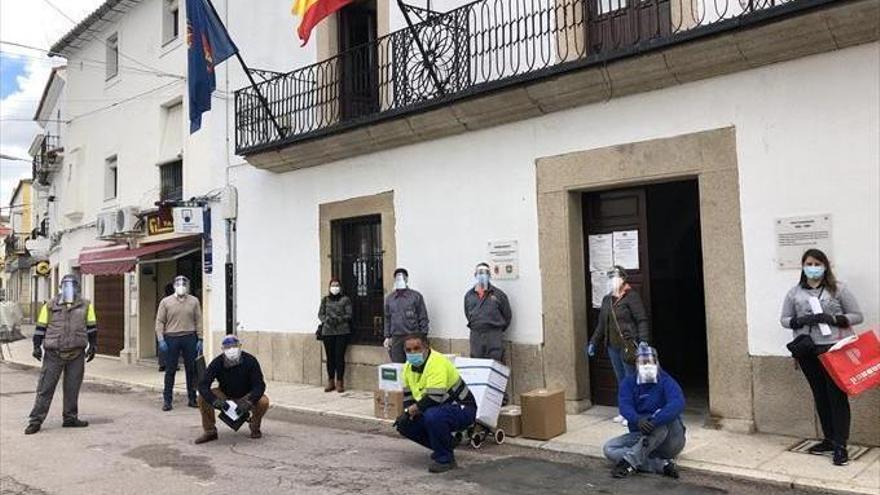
[603, 343, 686, 479]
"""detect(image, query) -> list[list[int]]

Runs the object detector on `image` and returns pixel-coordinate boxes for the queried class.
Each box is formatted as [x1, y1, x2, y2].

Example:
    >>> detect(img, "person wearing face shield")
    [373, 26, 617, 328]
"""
[603, 343, 686, 479]
[25, 275, 98, 435]
[464, 262, 512, 361]
[318, 278, 352, 392]
[587, 265, 651, 425]
[396, 333, 477, 473]
[780, 249, 862, 466]
[195, 335, 269, 444]
[155, 275, 203, 411]
[383, 268, 430, 363]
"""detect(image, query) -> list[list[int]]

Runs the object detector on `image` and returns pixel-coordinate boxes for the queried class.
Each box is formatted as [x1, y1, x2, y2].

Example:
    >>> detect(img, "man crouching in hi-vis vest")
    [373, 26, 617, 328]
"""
[395, 333, 477, 473]
[25, 274, 97, 435]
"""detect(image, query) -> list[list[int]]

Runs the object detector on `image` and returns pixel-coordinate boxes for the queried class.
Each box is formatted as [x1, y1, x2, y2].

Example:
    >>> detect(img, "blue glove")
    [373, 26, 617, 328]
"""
[158, 340, 168, 354]
[195, 339, 203, 356]
[587, 343, 596, 357]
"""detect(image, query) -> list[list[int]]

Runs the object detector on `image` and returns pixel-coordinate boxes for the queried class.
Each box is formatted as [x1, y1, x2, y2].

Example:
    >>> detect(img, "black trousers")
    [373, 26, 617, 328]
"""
[323, 334, 349, 381]
[797, 350, 850, 446]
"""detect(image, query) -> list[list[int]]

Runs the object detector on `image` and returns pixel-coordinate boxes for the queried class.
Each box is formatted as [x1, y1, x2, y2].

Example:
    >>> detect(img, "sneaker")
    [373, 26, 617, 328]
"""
[24, 423, 41, 435]
[612, 415, 624, 423]
[832, 446, 849, 466]
[662, 461, 680, 479]
[62, 418, 89, 428]
[194, 431, 218, 444]
[428, 461, 457, 473]
[621, 419, 628, 428]
[612, 460, 635, 478]
[162, 403, 173, 412]
[807, 439, 834, 456]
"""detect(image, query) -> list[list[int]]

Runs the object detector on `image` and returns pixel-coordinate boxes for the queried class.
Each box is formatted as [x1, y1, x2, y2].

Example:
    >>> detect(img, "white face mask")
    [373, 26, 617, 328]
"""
[329, 286, 341, 295]
[394, 275, 407, 290]
[638, 364, 658, 384]
[175, 285, 188, 297]
[224, 347, 241, 361]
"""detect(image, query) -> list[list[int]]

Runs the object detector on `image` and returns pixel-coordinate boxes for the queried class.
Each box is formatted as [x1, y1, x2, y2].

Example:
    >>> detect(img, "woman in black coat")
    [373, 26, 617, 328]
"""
[318, 278, 353, 392]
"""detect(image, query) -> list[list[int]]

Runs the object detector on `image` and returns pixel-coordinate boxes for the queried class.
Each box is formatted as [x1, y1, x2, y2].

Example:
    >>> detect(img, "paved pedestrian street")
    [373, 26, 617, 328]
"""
[0, 364, 832, 495]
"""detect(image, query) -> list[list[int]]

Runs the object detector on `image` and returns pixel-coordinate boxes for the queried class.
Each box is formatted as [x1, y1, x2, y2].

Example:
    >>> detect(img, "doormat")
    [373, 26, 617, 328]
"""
[789, 439, 871, 461]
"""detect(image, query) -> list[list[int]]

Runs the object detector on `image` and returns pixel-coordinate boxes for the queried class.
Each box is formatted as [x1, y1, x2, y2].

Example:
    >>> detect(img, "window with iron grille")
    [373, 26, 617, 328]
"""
[159, 160, 183, 201]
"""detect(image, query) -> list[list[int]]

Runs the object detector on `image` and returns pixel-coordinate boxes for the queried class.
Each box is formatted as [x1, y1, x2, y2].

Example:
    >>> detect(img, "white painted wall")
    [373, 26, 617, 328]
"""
[216, 42, 879, 356]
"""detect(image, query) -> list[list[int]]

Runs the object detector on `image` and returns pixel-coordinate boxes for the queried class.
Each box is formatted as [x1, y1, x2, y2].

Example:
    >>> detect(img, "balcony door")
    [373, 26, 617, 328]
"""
[338, 0, 379, 120]
[586, 0, 672, 55]
[331, 215, 384, 345]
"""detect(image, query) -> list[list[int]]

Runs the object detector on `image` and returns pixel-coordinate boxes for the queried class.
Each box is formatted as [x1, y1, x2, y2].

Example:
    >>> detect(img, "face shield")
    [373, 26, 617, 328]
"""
[60, 275, 80, 304]
[173, 276, 190, 297]
[607, 266, 627, 297]
[221, 335, 242, 364]
[474, 264, 491, 289]
[636, 343, 659, 384]
[394, 273, 408, 290]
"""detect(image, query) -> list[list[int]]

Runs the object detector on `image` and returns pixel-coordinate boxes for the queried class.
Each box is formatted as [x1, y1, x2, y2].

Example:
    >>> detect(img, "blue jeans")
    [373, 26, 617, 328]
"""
[163, 333, 198, 404]
[396, 404, 476, 464]
[603, 419, 687, 473]
[607, 345, 635, 385]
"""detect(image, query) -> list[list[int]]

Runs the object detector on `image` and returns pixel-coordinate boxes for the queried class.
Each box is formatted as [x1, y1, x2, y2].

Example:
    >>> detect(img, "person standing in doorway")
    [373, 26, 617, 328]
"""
[383, 268, 429, 363]
[155, 275, 203, 411]
[318, 278, 352, 392]
[587, 265, 651, 426]
[25, 274, 97, 434]
[464, 262, 512, 361]
[781, 249, 863, 466]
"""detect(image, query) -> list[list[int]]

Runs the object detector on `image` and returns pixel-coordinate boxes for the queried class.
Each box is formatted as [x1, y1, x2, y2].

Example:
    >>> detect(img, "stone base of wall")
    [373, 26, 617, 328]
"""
[751, 355, 879, 446]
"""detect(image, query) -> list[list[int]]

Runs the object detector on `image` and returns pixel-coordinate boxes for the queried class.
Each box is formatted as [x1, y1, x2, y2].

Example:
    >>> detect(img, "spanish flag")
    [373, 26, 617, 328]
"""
[292, 0, 354, 45]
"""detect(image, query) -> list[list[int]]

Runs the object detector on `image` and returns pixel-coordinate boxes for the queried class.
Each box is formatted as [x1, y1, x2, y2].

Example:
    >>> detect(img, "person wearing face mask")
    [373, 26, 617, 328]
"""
[395, 333, 477, 473]
[587, 266, 650, 425]
[155, 275, 203, 411]
[781, 249, 862, 466]
[464, 262, 512, 361]
[195, 335, 269, 444]
[383, 268, 430, 363]
[603, 343, 686, 479]
[25, 274, 98, 435]
[318, 278, 353, 392]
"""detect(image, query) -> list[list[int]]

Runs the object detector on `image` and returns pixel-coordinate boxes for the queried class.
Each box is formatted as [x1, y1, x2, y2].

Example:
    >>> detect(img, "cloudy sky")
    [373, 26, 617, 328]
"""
[0, 0, 104, 210]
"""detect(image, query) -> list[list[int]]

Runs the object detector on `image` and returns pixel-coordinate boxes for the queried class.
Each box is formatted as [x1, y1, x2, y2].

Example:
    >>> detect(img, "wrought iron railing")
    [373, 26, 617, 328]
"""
[32, 134, 62, 186]
[235, 0, 816, 153]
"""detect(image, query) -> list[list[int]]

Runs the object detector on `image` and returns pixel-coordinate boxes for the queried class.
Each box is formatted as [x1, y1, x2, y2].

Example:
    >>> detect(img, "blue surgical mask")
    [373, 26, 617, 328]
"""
[803, 265, 825, 280]
[475, 273, 490, 287]
[406, 352, 425, 367]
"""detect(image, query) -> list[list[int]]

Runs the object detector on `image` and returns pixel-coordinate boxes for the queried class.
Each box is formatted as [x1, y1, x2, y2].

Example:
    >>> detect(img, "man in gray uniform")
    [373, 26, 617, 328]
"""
[383, 268, 429, 363]
[464, 262, 512, 361]
[25, 274, 97, 434]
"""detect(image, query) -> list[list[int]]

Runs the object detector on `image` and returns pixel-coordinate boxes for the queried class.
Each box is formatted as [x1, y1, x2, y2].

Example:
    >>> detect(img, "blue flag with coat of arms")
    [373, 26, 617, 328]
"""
[186, 0, 237, 133]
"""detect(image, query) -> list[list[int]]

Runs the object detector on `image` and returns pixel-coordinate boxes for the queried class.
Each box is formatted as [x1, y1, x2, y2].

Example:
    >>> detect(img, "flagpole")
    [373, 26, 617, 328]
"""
[204, 0, 286, 140]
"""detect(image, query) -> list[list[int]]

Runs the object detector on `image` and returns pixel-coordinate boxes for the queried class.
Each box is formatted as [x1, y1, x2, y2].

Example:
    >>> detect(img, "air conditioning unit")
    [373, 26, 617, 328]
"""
[96, 211, 118, 239]
[115, 206, 141, 234]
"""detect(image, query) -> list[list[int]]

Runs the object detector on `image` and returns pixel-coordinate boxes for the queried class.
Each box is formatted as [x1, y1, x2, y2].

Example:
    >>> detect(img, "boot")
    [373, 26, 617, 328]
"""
[24, 423, 41, 435]
[324, 379, 336, 392]
[62, 418, 89, 428]
[336, 379, 345, 393]
[194, 430, 218, 444]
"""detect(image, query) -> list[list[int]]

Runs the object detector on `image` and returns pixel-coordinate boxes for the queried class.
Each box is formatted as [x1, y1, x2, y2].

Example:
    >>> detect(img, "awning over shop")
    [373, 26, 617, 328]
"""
[79, 238, 198, 275]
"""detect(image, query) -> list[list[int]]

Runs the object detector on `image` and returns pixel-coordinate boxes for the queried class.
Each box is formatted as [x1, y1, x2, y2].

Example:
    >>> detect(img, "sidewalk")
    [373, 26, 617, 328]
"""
[1, 337, 877, 495]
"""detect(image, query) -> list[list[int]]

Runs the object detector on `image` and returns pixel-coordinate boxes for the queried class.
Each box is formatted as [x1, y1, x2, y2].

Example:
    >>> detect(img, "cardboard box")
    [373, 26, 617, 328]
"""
[468, 384, 505, 429]
[520, 389, 566, 440]
[377, 363, 406, 391]
[374, 389, 404, 420]
[497, 405, 522, 437]
[455, 357, 510, 391]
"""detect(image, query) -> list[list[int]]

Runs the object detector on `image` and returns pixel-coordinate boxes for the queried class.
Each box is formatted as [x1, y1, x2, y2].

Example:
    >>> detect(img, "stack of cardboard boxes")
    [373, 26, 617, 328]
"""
[374, 363, 405, 420]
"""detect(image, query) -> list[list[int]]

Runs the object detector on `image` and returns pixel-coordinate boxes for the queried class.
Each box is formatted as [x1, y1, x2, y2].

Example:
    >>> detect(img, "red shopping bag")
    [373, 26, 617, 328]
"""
[819, 329, 880, 397]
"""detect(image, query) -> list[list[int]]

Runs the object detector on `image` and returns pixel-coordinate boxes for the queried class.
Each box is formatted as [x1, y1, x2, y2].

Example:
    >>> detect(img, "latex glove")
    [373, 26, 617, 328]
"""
[158, 340, 168, 354]
[236, 398, 253, 415]
[195, 339, 203, 356]
[789, 316, 805, 330]
[212, 399, 229, 411]
[86, 345, 97, 363]
[383, 338, 392, 349]
[587, 343, 596, 357]
[32, 346, 42, 362]
[638, 417, 655, 435]
[815, 313, 836, 326]
[835, 315, 850, 327]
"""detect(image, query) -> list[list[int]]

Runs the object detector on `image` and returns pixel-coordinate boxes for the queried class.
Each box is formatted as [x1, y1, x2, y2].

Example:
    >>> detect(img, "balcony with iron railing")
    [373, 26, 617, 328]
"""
[32, 134, 63, 187]
[234, 0, 875, 171]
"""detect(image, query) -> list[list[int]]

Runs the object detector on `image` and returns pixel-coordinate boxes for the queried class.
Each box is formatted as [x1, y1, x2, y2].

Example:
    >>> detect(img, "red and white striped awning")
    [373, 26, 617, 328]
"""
[78, 238, 198, 275]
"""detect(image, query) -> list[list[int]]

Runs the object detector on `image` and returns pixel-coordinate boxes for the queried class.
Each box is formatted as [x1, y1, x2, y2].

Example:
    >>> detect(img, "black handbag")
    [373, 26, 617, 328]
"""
[611, 305, 638, 365]
[786, 333, 816, 358]
[315, 323, 324, 341]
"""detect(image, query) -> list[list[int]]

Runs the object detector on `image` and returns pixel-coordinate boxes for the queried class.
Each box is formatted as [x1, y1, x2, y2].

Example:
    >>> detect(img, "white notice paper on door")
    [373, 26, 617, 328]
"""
[808, 296, 832, 336]
[591, 271, 608, 308]
[588, 234, 613, 272]
[612, 230, 640, 270]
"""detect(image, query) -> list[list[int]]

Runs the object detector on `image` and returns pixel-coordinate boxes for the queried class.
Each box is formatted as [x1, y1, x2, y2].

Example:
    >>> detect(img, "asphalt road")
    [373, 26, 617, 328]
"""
[0, 363, 824, 495]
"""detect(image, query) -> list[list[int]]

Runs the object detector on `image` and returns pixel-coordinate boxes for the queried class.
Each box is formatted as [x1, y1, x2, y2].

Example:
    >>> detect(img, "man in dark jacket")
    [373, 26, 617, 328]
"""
[603, 344, 686, 479]
[464, 262, 512, 360]
[383, 268, 429, 363]
[195, 335, 269, 443]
